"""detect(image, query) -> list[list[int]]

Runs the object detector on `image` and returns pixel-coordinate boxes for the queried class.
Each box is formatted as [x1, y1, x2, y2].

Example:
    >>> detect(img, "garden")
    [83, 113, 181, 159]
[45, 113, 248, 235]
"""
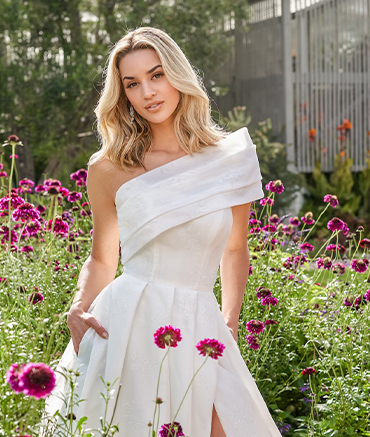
[1, 132, 370, 437]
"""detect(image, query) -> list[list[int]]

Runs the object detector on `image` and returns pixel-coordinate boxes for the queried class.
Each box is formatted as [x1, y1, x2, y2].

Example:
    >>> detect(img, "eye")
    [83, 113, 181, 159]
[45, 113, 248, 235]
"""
[152, 73, 164, 80]
[126, 82, 137, 89]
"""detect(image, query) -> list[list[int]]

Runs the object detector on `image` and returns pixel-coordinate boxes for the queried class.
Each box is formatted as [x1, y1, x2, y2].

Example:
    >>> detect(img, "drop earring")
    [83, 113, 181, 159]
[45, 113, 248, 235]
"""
[129, 105, 134, 123]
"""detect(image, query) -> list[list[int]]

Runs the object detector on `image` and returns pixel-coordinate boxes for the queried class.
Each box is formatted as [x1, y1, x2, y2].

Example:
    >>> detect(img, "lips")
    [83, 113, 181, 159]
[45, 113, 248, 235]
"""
[145, 101, 163, 109]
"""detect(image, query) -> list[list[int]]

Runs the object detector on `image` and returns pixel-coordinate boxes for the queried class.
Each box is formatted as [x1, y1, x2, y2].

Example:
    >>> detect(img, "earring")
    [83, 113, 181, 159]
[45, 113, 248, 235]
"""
[129, 105, 134, 123]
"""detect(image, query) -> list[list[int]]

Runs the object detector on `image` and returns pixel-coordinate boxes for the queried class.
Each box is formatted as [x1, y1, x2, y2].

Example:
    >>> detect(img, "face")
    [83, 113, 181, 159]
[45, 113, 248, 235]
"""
[118, 49, 181, 127]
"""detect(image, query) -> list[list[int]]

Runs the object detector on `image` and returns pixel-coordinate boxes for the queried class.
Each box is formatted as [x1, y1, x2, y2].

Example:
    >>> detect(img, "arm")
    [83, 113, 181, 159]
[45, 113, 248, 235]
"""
[67, 158, 121, 354]
[220, 202, 251, 342]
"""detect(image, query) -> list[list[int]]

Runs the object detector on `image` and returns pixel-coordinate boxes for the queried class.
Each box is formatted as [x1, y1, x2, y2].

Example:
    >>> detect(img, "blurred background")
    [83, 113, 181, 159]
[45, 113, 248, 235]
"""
[1, 0, 369, 234]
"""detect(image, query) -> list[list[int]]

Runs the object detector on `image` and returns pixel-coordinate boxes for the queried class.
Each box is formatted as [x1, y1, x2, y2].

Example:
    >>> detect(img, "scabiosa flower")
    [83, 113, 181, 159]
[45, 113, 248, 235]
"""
[355, 295, 367, 308]
[246, 319, 264, 334]
[249, 218, 261, 226]
[289, 216, 301, 226]
[0, 171, 7, 177]
[21, 246, 33, 253]
[43, 216, 69, 236]
[260, 197, 274, 206]
[324, 194, 339, 208]
[326, 244, 340, 252]
[265, 179, 284, 194]
[25, 220, 41, 237]
[364, 290, 370, 301]
[294, 254, 307, 267]
[154, 325, 182, 349]
[158, 422, 185, 437]
[264, 319, 278, 326]
[80, 202, 91, 217]
[360, 238, 370, 249]
[344, 296, 355, 307]
[302, 367, 317, 376]
[248, 265, 253, 276]
[255, 286, 272, 299]
[18, 363, 56, 399]
[249, 227, 261, 234]
[58, 187, 69, 197]
[67, 191, 82, 202]
[333, 263, 346, 275]
[269, 214, 280, 224]
[19, 178, 35, 189]
[282, 225, 294, 235]
[6, 363, 25, 393]
[0, 225, 18, 245]
[300, 242, 314, 252]
[0, 193, 25, 210]
[351, 259, 368, 273]
[44, 178, 62, 187]
[12, 202, 40, 222]
[261, 296, 279, 306]
[245, 335, 260, 350]
[196, 338, 225, 359]
[28, 292, 44, 305]
[262, 224, 277, 233]
[316, 257, 333, 270]
[327, 217, 345, 232]
[301, 211, 315, 225]
[35, 185, 47, 193]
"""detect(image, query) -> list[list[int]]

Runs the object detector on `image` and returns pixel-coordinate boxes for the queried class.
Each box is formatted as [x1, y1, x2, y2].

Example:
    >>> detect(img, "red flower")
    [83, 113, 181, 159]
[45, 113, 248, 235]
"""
[154, 325, 182, 349]
[302, 367, 317, 376]
[196, 338, 225, 359]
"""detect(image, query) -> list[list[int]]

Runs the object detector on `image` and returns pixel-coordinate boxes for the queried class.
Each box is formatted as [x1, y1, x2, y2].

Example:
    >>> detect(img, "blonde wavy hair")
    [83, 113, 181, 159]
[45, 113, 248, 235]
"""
[89, 26, 226, 171]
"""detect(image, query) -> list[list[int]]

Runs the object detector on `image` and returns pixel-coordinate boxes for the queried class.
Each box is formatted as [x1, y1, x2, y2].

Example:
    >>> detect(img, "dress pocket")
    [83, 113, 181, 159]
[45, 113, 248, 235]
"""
[76, 327, 93, 358]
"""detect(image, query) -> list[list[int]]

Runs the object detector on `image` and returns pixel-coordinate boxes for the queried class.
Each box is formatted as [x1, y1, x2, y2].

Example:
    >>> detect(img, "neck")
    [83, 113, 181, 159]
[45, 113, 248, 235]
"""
[148, 117, 182, 154]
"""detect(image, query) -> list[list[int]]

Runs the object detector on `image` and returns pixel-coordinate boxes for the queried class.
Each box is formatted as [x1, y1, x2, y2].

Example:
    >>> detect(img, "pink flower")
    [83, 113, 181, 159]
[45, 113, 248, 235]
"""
[19, 178, 35, 188]
[245, 335, 260, 350]
[324, 194, 339, 208]
[248, 265, 253, 276]
[0, 193, 25, 210]
[67, 191, 83, 202]
[326, 244, 340, 252]
[327, 217, 345, 232]
[351, 259, 368, 273]
[58, 187, 69, 197]
[261, 296, 279, 306]
[159, 422, 185, 437]
[6, 363, 25, 393]
[21, 246, 33, 253]
[10, 154, 18, 159]
[0, 225, 18, 244]
[301, 212, 315, 225]
[265, 180, 284, 194]
[249, 227, 261, 234]
[260, 197, 274, 206]
[28, 292, 44, 304]
[302, 367, 317, 376]
[12, 203, 40, 222]
[262, 224, 277, 233]
[35, 185, 47, 193]
[294, 255, 307, 266]
[316, 257, 333, 270]
[264, 319, 278, 326]
[269, 214, 280, 224]
[18, 362, 56, 399]
[289, 216, 301, 226]
[360, 238, 370, 249]
[300, 243, 314, 252]
[24, 220, 41, 237]
[344, 297, 354, 307]
[43, 217, 69, 236]
[196, 338, 225, 360]
[0, 171, 7, 177]
[154, 325, 182, 349]
[255, 286, 272, 299]
[364, 290, 370, 301]
[333, 263, 346, 275]
[249, 218, 261, 225]
[246, 319, 264, 334]
[44, 178, 61, 187]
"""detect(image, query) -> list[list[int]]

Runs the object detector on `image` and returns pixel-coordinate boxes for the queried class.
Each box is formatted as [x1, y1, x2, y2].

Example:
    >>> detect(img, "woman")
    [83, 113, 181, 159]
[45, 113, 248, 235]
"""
[44, 27, 281, 436]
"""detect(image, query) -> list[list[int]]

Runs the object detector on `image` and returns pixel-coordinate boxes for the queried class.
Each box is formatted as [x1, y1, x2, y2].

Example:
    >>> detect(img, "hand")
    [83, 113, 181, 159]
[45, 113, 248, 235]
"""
[67, 304, 109, 356]
[227, 325, 238, 343]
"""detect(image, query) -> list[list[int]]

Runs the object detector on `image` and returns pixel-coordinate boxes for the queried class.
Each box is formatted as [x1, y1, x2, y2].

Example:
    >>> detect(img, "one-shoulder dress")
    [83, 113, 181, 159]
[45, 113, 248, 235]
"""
[43, 127, 281, 437]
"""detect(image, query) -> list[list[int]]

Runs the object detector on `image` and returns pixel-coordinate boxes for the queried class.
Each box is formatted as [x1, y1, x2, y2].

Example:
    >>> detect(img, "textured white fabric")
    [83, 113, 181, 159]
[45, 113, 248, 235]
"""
[43, 127, 281, 436]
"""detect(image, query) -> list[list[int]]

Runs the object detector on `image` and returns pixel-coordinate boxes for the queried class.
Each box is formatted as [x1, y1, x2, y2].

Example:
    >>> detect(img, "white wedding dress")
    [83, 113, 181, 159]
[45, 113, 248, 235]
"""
[43, 127, 281, 436]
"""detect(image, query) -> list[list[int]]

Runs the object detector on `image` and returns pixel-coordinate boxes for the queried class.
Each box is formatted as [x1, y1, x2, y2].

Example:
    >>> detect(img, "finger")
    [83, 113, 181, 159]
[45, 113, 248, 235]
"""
[83, 314, 109, 339]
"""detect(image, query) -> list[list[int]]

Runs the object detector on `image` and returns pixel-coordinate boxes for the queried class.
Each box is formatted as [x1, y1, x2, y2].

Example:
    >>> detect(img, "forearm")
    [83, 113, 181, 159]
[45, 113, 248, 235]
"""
[219, 247, 250, 328]
[72, 254, 118, 312]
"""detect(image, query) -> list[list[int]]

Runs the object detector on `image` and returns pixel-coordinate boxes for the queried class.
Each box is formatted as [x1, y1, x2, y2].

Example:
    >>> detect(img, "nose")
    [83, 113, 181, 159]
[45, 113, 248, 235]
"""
[141, 80, 156, 99]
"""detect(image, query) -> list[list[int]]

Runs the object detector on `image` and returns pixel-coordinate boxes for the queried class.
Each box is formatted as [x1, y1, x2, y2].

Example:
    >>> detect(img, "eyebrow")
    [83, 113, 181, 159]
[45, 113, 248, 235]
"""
[122, 64, 162, 81]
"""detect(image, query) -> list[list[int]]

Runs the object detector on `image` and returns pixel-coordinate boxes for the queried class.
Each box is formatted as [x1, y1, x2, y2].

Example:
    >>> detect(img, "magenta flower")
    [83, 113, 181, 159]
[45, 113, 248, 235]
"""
[35, 185, 47, 193]
[333, 263, 346, 275]
[360, 238, 370, 249]
[59, 187, 69, 197]
[269, 214, 280, 224]
[154, 325, 182, 349]
[344, 296, 354, 307]
[0, 193, 25, 210]
[351, 259, 368, 273]
[260, 197, 274, 206]
[246, 319, 264, 334]
[248, 265, 253, 276]
[282, 225, 294, 235]
[255, 286, 272, 299]
[300, 243, 314, 252]
[21, 246, 33, 253]
[159, 422, 185, 437]
[355, 295, 367, 307]
[294, 255, 307, 267]
[0, 171, 7, 177]
[327, 217, 345, 232]
[18, 363, 56, 399]
[245, 335, 260, 350]
[6, 363, 25, 393]
[364, 290, 370, 301]
[76, 169, 87, 180]
[28, 292, 44, 305]
[67, 191, 83, 202]
[324, 194, 339, 208]
[24, 220, 41, 237]
[265, 179, 284, 194]
[302, 367, 317, 376]
[0, 225, 18, 244]
[196, 338, 225, 359]
[262, 224, 277, 233]
[326, 244, 340, 252]
[289, 216, 301, 226]
[249, 227, 261, 234]
[19, 178, 35, 188]
[261, 296, 279, 306]
[264, 319, 278, 326]
[44, 178, 62, 187]
[43, 217, 69, 235]
[249, 218, 261, 226]
[316, 257, 333, 270]
[12, 203, 40, 222]
[301, 212, 315, 225]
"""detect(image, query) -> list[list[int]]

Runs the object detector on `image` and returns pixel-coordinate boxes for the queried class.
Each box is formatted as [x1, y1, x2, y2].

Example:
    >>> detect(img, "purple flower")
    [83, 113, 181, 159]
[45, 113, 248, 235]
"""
[12, 203, 40, 222]
[6, 363, 25, 393]
[246, 319, 264, 334]
[364, 290, 370, 301]
[28, 292, 44, 305]
[0, 225, 18, 244]
[261, 296, 279, 306]
[265, 179, 284, 194]
[249, 227, 261, 234]
[248, 265, 253, 276]
[154, 325, 182, 349]
[333, 263, 346, 275]
[269, 214, 280, 224]
[0, 171, 7, 177]
[289, 216, 301, 226]
[24, 220, 41, 237]
[261, 224, 277, 233]
[300, 242, 314, 252]
[21, 246, 33, 253]
[260, 197, 274, 206]
[18, 363, 56, 399]
[302, 367, 317, 376]
[19, 178, 35, 188]
[245, 335, 260, 350]
[316, 257, 333, 270]
[298, 383, 310, 393]
[327, 217, 345, 232]
[158, 422, 185, 437]
[43, 217, 69, 236]
[255, 286, 272, 299]
[196, 338, 225, 359]
[67, 191, 82, 202]
[301, 212, 315, 225]
[344, 296, 355, 307]
[326, 244, 340, 252]
[294, 255, 307, 267]
[0, 193, 25, 210]
[264, 319, 278, 326]
[324, 194, 339, 208]
[35, 185, 47, 193]
[249, 218, 261, 226]
[351, 259, 368, 273]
